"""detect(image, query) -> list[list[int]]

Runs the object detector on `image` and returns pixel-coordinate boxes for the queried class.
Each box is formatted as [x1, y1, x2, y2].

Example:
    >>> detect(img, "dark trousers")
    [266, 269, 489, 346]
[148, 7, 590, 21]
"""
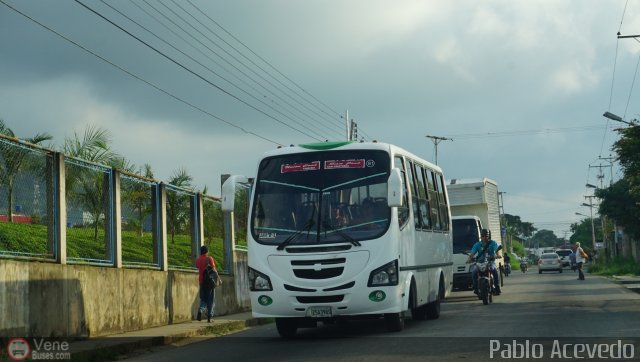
[199, 284, 215, 317]
[577, 262, 585, 280]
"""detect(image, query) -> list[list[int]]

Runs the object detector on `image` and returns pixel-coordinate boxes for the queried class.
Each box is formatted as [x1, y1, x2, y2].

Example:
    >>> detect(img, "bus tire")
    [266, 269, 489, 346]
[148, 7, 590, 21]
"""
[426, 277, 444, 320]
[410, 282, 427, 321]
[275, 318, 298, 339]
[384, 312, 404, 332]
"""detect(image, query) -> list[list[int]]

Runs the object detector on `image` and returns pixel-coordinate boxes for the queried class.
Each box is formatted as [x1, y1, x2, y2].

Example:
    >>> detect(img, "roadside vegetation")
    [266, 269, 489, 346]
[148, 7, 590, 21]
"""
[0, 121, 243, 271]
[589, 257, 640, 276]
[0, 221, 225, 268]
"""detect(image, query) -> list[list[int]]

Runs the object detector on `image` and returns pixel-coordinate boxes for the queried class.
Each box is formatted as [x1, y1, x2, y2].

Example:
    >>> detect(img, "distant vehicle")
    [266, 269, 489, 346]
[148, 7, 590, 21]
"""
[555, 249, 573, 268]
[223, 141, 453, 337]
[451, 215, 482, 290]
[538, 253, 563, 273]
[447, 178, 503, 289]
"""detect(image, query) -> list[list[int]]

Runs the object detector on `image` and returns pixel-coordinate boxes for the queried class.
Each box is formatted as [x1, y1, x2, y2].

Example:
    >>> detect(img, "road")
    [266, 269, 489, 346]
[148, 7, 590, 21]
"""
[123, 267, 640, 361]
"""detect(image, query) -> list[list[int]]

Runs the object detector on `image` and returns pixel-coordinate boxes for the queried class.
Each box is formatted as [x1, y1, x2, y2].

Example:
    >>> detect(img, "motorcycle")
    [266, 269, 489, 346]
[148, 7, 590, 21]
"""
[471, 245, 502, 305]
[520, 260, 528, 273]
[474, 258, 495, 305]
[504, 262, 511, 277]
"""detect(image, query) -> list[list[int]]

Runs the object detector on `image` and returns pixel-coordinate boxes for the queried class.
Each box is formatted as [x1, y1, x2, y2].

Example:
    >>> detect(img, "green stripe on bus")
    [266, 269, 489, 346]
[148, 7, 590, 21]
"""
[299, 141, 354, 150]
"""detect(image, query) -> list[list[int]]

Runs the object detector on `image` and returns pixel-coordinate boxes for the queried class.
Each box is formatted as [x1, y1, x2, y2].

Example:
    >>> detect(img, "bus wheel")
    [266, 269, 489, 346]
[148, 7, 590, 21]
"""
[384, 312, 405, 332]
[410, 284, 427, 321]
[276, 318, 298, 339]
[426, 278, 444, 320]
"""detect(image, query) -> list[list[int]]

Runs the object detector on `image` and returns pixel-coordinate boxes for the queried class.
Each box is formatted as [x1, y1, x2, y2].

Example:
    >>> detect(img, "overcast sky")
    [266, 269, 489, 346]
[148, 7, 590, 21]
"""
[1, 0, 639, 237]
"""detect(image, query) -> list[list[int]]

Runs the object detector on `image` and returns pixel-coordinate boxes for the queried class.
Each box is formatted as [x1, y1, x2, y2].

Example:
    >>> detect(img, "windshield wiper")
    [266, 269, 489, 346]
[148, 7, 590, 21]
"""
[322, 221, 361, 247]
[276, 219, 315, 250]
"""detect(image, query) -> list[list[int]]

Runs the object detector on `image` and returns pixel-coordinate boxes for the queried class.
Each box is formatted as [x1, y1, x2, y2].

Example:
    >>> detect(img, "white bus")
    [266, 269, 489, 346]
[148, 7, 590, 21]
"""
[222, 141, 453, 337]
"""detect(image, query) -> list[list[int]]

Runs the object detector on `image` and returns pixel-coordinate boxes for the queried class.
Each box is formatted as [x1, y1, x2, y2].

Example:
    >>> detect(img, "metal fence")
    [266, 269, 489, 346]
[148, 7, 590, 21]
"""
[0, 134, 242, 273]
[0, 135, 52, 259]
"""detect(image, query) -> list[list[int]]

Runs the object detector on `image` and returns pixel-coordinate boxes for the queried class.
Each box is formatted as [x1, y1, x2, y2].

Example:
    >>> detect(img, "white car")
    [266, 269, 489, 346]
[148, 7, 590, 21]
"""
[555, 249, 573, 269]
[538, 252, 563, 273]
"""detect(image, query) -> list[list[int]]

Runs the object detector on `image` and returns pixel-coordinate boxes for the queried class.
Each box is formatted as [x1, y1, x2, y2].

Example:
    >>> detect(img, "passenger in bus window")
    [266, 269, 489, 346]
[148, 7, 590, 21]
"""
[332, 206, 348, 228]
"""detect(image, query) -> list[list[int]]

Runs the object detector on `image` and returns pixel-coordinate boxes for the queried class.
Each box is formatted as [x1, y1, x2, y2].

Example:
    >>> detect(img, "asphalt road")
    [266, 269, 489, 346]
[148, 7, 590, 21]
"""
[123, 267, 640, 362]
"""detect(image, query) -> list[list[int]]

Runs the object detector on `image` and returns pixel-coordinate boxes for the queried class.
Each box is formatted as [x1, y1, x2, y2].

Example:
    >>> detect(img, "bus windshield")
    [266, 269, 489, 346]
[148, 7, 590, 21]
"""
[452, 218, 479, 254]
[251, 150, 391, 246]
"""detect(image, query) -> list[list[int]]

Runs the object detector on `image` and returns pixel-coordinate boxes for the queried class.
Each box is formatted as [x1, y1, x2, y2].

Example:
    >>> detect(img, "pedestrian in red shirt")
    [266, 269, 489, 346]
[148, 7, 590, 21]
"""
[196, 245, 217, 322]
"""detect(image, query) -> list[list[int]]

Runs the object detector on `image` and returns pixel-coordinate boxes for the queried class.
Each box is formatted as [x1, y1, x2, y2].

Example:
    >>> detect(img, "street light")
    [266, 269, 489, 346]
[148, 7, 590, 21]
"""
[603, 111, 638, 126]
[585, 183, 597, 189]
[577, 202, 597, 250]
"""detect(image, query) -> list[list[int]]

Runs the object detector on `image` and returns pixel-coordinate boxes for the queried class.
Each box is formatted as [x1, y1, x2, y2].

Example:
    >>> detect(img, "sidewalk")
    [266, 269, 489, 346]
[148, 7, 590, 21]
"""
[611, 275, 640, 293]
[70, 312, 270, 361]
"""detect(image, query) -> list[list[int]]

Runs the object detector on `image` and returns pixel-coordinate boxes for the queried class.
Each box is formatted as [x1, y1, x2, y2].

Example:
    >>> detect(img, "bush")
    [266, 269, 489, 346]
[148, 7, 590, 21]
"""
[589, 256, 640, 276]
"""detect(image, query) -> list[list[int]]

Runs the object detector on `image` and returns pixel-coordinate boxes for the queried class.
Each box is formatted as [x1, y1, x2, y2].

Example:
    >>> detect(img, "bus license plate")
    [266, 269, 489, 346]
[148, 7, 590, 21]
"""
[306, 306, 332, 318]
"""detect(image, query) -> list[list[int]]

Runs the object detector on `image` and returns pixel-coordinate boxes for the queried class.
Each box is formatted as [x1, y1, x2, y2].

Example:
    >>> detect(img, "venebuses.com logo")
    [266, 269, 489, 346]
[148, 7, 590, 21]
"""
[3, 338, 71, 361]
[6, 338, 31, 361]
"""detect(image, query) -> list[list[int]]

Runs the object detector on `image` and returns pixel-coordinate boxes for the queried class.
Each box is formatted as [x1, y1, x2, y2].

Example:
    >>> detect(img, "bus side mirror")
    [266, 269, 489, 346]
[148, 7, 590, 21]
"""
[387, 168, 403, 207]
[221, 175, 249, 211]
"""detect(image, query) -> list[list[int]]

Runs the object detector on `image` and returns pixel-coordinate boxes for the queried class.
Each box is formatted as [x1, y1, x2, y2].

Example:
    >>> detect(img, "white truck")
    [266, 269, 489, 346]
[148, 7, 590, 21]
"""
[446, 178, 503, 290]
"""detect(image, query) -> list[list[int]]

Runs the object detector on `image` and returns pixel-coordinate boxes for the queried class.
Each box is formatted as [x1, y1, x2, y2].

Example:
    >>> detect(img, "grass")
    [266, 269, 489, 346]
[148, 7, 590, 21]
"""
[588, 256, 640, 276]
[0, 221, 228, 270]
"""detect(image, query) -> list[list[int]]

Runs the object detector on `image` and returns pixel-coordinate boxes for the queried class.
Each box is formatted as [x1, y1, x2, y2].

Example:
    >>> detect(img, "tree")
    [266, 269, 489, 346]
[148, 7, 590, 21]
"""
[570, 217, 601, 251]
[612, 125, 640, 196]
[529, 229, 560, 249]
[503, 214, 537, 239]
[63, 125, 119, 241]
[121, 164, 154, 237]
[596, 124, 640, 241]
[0, 119, 52, 222]
[166, 168, 193, 243]
[596, 179, 640, 240]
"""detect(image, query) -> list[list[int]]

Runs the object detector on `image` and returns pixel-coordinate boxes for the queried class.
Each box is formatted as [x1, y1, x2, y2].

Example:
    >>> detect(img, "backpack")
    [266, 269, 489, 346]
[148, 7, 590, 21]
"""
[203, 257, 219, 289]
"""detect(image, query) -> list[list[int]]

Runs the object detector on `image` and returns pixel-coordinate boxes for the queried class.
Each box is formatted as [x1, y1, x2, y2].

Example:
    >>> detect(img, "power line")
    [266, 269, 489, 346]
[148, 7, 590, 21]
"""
[155, 0, 344, 138]
[73, 0, 323, 141]
[0, 0, 281, 145]
[107, 0, 338, 140]
[184, 0, 344, 125]
[179, 0, 346, 135]
[445, 125, 611, 140]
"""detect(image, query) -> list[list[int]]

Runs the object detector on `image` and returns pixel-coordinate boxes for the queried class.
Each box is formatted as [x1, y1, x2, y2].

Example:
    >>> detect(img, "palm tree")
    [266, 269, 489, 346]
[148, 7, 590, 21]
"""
[63, 125, 119, 241]
[122, 164, 154, 237]
[166, 168, 193, 243]
[0, 119, 52, 222]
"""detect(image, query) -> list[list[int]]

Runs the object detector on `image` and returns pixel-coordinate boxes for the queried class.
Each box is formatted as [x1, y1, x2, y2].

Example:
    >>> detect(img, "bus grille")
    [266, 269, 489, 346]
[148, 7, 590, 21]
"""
[293, 267, 343, 279]
[296, 295, 344, 304]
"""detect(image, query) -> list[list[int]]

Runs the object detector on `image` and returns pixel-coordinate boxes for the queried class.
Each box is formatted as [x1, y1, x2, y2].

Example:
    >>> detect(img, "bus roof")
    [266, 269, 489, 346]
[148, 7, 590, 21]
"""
[258, 141, 442, 173]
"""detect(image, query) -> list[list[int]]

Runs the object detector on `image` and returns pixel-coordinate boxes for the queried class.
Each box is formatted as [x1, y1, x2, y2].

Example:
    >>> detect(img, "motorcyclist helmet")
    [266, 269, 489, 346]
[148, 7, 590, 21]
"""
[480, 229, 491, 239]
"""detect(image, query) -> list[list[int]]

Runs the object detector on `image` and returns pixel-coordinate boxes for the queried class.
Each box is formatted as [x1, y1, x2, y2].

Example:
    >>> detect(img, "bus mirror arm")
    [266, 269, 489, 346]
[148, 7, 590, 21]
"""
[387, 168, 403, 207]
[222, 175, 249, 211]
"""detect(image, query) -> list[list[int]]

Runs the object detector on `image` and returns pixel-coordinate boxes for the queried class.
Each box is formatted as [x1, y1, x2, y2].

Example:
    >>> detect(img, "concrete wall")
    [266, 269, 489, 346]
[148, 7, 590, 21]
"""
[0, 252, 250, 338]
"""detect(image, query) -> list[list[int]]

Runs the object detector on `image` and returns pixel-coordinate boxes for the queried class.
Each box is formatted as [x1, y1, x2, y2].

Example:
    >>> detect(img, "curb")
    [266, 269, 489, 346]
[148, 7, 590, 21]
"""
[611, 276, 640, 294]
[70, 318, 272, 362]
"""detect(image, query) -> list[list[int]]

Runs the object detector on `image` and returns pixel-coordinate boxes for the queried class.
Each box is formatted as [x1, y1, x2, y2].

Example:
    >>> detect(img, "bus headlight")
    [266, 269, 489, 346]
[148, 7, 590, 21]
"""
[248, 267, 273, 291]
[368, 260, 398, 286]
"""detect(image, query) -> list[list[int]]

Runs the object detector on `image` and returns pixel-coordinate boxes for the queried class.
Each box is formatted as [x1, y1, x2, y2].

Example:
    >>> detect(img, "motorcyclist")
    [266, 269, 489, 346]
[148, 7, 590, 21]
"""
[466, 229, 502, 295]
[503, 252, 511, 275]
[520, 257, 528, 272]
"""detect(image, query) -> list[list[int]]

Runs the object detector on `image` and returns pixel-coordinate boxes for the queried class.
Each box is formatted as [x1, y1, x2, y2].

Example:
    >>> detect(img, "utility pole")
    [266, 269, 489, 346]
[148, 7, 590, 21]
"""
[582, 195, 597, 252]
[588, 163, 611, 256]
[425, 135, 452, 165]
[498, 191, 508, 253]
[345, 110, 350, 141]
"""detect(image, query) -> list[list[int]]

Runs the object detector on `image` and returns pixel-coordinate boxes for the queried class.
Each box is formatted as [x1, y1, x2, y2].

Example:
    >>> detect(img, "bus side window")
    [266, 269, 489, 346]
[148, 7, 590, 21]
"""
[416, 164, 432, 230]
[435, 173, 450, 231]
[428, 170, 442, 230]
[406, 160, 421, 230]
[393, 156, 409, 228]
